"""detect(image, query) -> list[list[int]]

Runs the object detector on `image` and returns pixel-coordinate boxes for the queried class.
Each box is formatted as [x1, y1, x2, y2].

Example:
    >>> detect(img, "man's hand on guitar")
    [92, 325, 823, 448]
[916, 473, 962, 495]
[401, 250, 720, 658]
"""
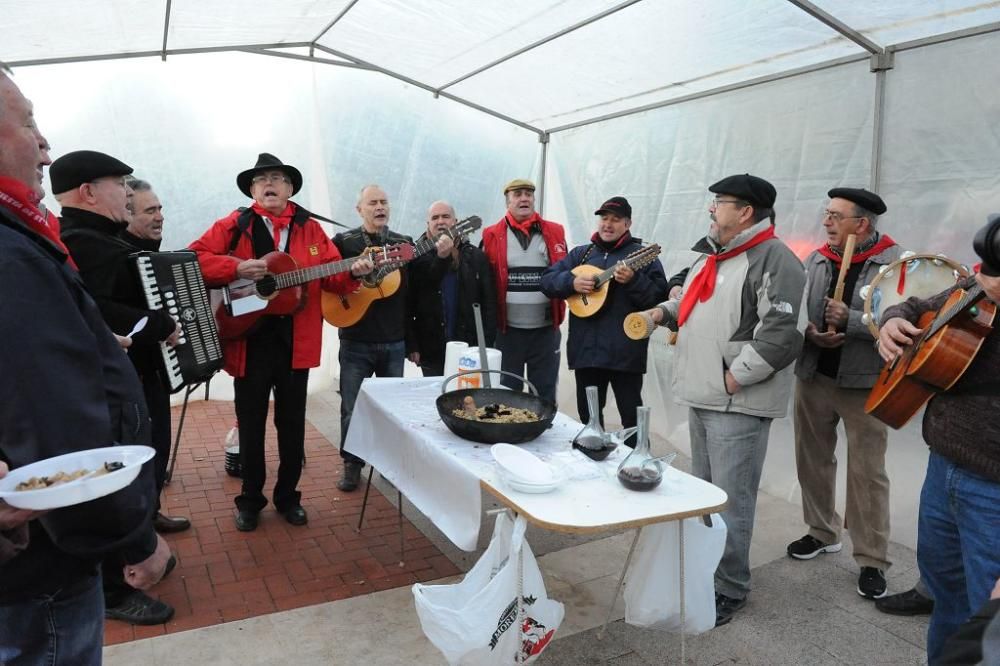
[805, 321, 845, 348]
[236, 258, 268, 281]
[877, 317, 923, 363]
[613, 263, 635, 284]
[573, 274, 597, 294]
[823, 297, 849, 330]
[977, 271, 1000, 303]
[435, 234, 454, 259]
[349, 256, 374, 278]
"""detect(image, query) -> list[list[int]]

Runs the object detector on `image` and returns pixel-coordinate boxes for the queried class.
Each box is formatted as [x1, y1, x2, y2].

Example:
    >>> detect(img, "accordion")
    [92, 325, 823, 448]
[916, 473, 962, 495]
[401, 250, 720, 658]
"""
[132, 251, 224, 391]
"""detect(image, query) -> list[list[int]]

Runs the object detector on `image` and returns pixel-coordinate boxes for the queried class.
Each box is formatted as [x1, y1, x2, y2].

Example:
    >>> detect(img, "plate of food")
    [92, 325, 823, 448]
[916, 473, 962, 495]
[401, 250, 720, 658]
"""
[0, 445, 155, 510]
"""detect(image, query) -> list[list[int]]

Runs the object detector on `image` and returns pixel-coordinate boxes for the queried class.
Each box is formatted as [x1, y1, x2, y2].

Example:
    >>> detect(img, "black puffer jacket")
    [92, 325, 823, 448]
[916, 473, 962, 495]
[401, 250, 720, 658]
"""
[405, 237, 496, 365]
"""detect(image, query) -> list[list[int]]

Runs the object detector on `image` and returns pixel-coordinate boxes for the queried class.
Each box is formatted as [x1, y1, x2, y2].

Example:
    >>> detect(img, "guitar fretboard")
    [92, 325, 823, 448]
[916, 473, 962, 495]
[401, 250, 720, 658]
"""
[594, 245, 661, 287]
[925, 283, 986, 340]
[274, 258, 355, 290]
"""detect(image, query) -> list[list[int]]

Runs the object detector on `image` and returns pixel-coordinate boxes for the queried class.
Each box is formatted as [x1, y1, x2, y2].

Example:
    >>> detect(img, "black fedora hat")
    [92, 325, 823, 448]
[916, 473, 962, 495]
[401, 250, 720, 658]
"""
[236, 153, 303, 198]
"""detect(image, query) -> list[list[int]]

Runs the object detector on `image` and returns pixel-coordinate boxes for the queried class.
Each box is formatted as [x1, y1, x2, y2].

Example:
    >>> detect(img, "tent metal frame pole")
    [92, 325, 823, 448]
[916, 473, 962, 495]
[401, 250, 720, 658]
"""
[437, 0, 646, 93]
[161, 0, 172, 61]
[546, 52, 869, 135]
[892, 20, 1000, 53]
[5, 42, 315, 68]
[868, 50, 893, 193]
[310, 0, 363, 51]
[241, 48, 375, 71]
[312, 44, 544, 136]
[785, 0, 883, 54]
[537, 133, 550, 215]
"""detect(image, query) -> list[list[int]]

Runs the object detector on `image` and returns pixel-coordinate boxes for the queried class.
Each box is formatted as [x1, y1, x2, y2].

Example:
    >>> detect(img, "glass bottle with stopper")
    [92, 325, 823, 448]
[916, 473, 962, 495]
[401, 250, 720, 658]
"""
[616, 406, 665, 491]
[572, 386, 637, 461]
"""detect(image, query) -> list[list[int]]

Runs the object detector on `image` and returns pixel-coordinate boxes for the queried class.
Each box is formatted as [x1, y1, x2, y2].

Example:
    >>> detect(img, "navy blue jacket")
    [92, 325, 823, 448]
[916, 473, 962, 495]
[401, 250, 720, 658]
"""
[541, 233, 667, 374]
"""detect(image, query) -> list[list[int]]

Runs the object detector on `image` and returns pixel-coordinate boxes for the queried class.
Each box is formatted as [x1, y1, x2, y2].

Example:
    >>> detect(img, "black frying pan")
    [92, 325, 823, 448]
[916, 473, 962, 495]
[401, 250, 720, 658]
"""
[436, 369, 556, 444]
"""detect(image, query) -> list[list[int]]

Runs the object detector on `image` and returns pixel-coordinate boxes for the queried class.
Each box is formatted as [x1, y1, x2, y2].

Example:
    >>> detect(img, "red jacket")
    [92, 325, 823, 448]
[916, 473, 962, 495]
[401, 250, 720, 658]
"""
[190, 205, 359, 377]
[481, 214, 568, 332]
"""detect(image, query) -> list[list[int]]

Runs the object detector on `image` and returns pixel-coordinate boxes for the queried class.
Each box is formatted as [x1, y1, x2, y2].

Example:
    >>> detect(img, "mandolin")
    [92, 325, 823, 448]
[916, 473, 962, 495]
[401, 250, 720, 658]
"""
[865, 281, 997, 428]
[212, 244, 412, 340]
[321, 216, 482, 328]
[567, 244, 661, 318]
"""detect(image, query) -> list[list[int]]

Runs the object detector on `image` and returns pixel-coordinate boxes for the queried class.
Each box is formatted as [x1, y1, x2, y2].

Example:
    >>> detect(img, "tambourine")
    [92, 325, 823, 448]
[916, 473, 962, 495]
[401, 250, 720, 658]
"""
[860, 252, 970, 337]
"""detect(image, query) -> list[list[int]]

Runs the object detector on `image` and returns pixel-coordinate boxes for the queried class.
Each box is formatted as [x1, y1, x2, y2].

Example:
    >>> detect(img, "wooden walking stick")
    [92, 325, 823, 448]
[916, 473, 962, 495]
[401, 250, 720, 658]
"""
[828, 233, 857, 333]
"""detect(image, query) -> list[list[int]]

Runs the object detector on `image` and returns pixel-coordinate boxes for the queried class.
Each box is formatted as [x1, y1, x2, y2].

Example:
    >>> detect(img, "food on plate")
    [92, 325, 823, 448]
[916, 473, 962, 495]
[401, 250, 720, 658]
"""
[14, 460, 126, 491]
[452, 402, 540, 423]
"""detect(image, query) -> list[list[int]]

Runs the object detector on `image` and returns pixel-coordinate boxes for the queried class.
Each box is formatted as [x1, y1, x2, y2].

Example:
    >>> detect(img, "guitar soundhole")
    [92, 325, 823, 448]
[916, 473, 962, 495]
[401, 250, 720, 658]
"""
[256, 275, 277, 298]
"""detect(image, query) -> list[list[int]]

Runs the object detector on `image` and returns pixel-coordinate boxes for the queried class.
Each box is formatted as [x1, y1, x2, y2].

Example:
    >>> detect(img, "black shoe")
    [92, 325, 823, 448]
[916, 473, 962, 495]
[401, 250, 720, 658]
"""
[787, 534, 842, 560]
[162, 555, 177, 580]
[283, 506, 308, 526]
[235, 509, 259, 532]
[714, 593, 747, 627]
[105, 590, 175, 625]
[875, 588, 934, 616]
[337, 462, 363, 492]
[858, 567, 888, 599]
[153, 512, 191, 534]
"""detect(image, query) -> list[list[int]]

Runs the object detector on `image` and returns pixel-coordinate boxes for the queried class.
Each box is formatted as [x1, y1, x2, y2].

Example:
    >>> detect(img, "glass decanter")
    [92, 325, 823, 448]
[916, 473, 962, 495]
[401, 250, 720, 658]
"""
[616, 406, 663, 491]
[572, 386, 611, 461]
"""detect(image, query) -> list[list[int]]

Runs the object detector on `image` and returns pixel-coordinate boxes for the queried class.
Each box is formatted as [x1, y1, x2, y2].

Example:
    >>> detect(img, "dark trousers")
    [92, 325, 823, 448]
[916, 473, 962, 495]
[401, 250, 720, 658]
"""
[574, 367, 643, 447]
[141, 372, 171, 511]
[420, 359, 445, 378]
[233, 332, 309, 513]
[495, 326, 561, 404]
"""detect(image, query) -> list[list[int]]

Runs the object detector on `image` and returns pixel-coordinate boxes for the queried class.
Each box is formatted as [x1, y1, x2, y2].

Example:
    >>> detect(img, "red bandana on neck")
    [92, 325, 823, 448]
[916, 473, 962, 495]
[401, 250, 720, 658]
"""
[252, 201, 294, 249]
[0, 176, 77, 269]
[505, 211, 540, 236]
[677, 225, 776, 327]
[816, 234, 897, 267]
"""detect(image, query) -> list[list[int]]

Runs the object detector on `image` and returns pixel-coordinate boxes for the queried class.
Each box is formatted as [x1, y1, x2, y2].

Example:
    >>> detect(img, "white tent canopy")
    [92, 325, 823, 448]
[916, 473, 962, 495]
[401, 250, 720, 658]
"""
[5, 1, 1000, 549]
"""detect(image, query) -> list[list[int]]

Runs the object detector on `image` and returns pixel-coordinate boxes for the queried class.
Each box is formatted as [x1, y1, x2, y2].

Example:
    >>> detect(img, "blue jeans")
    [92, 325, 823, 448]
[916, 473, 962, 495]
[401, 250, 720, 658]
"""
[0, 573, 103, 665]
[339, 339, 405, 464]
[918, 451, 1000, 662]
[689, 407, 771, 600]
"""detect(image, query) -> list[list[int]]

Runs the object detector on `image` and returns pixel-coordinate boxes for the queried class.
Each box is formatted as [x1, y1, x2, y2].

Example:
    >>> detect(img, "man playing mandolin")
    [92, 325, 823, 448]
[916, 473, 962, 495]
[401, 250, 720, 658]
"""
[540, 196, 666, 446]
[190, 153, 373, 531]
[787, 188, 902, 601]
[876, 219, 1000, 662]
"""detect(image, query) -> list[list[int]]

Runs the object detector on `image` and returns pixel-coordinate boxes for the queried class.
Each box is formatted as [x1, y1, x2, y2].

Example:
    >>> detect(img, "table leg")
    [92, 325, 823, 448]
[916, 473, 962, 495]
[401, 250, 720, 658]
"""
[356, 466, 376, 532]
[680, 518, 686, 663]
[597, 527, 643, 640]
[398, 489, 405, 566]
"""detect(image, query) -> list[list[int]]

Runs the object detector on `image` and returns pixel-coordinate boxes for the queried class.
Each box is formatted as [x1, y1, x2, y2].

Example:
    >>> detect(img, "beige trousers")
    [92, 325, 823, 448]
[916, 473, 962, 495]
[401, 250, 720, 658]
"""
[794, 374, 891, 569]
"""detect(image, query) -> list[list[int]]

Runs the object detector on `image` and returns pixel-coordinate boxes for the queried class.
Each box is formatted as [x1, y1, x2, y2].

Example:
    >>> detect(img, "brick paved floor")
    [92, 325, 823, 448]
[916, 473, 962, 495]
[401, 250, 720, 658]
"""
[103, 399, 459, 645]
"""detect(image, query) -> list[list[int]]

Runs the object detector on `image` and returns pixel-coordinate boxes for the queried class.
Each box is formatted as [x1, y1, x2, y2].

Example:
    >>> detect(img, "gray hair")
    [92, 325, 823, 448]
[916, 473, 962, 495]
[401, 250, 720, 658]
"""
[853, 203, 879, 229]
[427, 200, 456, 219]
[358, 183, 385, 205]
[125, 176, 152, 192]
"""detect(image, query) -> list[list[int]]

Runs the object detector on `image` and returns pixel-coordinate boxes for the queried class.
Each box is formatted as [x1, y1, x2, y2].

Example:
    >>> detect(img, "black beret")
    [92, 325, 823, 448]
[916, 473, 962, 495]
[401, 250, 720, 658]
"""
[708, 174, 776, 209]
[594, 196, 632, 218]
[49, 150, 133, 195]
[828, 187, 887, 215]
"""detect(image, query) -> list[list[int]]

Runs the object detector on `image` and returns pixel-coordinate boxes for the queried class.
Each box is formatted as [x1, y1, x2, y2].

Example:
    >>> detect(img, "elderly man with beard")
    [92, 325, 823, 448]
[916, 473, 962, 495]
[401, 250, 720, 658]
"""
[406, 200, 496, 377]
[0, 64, 170, 662]
[191, 154, 373, 529]
[540, 196, 667, 445]
[333, 184, 413, 491]
[639, 174, 806, 626]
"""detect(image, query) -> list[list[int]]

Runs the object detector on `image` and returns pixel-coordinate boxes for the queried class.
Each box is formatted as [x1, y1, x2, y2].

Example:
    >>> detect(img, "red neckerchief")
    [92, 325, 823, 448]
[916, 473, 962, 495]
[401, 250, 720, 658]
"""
[589, 230, 632, 251]
[505, 211, 540, 236]
[0, 176, 77, 269]
[816, 234, 897, 266]
[973, 262, 982, 274]
[677, 225, 776, 327]
[251, 201, 294, 249]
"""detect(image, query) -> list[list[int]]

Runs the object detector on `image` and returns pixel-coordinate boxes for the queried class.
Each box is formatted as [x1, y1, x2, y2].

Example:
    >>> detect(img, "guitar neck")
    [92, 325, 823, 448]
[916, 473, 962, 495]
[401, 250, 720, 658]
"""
[926, 283, 986, 339]
[593, 248, 658, 287]
[274, 258, 355, 290]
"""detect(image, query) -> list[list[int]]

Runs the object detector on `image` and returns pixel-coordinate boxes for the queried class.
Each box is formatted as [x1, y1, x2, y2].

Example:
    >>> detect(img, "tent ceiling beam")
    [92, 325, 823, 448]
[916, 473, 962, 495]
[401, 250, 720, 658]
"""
[161, 0, 173, 62]
[892, 20, 1000, 52]
[786, 0, 883, 54]
[436, 0, 647, 93]
[546, 52, 869, 135]
[242, 48, 374, 71]
[312, 44, 544, 136]
[4, 42, 314, 69]
[310, 0, 362, 48]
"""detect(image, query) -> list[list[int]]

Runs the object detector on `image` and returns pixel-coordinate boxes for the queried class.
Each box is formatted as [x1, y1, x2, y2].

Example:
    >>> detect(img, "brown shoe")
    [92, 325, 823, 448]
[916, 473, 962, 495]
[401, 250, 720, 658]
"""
[153, 512, 191, 533]
[337, 462, 363, 492]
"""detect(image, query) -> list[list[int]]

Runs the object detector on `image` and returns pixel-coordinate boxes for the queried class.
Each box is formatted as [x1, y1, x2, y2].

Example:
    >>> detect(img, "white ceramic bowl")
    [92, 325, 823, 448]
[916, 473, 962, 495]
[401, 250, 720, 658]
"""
[0, 445, 155, 510]
[491, 443, 556, 485]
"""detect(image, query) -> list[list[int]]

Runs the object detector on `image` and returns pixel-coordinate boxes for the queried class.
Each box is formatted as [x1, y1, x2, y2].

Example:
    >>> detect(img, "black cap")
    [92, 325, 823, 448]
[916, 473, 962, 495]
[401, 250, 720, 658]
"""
[709, 174, 776, 209]
[828, 187, 887, 215]
[594, 196, 632, 218]
[236, 153, 303, 198]
[50, 150, 133, 195]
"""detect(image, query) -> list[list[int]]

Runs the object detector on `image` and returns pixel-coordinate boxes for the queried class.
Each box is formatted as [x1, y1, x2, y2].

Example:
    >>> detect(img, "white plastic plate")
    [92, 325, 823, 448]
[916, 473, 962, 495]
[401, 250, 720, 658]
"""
[499, 469, 561, 494]
[491, 443, 556, 485]
[0, 445, 155, 510]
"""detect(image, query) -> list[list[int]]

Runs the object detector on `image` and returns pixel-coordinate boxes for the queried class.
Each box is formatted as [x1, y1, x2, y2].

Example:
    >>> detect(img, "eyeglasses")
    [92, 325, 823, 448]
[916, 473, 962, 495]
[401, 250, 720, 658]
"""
[251, 174, 291, 185]
[823, 210, 863, 223]
[712, 198, 748, 208]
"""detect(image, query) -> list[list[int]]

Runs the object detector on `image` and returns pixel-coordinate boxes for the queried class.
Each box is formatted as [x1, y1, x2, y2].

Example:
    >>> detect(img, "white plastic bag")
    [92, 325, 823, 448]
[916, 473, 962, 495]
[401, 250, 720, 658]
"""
[413, 513, 564, 665]
[623, 513, 727, 634]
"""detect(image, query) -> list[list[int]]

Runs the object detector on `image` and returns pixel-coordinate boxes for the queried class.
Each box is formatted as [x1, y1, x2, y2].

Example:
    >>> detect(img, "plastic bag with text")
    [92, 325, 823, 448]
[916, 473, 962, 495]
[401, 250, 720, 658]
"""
[412, 513, 564, 665]
[623, 513, 727, 634]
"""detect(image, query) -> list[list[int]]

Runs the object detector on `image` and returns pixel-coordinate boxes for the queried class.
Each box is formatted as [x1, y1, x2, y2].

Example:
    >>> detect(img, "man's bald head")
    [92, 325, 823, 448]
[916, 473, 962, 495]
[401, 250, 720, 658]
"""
[426, 200, 457, 236]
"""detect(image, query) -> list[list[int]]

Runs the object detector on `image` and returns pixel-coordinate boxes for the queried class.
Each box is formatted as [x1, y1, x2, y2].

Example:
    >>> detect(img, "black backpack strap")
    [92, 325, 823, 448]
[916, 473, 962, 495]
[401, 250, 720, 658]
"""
[228, 207, 253, 254]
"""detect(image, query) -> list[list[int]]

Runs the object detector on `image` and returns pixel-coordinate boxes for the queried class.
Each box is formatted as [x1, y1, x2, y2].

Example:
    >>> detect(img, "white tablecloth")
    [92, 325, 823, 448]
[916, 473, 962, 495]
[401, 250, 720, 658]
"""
[344, 377, 728, 551]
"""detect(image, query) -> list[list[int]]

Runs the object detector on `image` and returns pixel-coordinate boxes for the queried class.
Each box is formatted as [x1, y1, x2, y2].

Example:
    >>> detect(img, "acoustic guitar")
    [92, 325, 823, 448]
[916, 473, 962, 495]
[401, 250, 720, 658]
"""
[321, 216, 482, 328]
[567, 244, 662, 318]
[865, 281, 997, 428]
[212, 244, 412, 340]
